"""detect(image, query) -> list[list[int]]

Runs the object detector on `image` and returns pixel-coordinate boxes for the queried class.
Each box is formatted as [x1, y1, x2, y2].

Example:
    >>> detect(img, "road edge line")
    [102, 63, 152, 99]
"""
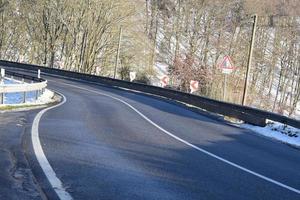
[31, 92, 73, 200]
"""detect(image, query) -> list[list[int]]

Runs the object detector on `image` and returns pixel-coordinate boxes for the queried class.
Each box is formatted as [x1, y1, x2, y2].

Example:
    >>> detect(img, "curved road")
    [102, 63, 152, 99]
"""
[3, 69, 300, 199]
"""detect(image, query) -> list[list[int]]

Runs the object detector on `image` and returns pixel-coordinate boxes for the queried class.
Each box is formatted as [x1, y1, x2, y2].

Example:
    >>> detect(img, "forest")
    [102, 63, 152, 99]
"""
[0, 0, 299, 118]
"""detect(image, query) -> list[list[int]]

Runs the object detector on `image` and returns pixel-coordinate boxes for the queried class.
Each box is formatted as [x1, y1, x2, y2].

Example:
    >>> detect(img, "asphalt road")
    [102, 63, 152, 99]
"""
[1, 69, 300, 200]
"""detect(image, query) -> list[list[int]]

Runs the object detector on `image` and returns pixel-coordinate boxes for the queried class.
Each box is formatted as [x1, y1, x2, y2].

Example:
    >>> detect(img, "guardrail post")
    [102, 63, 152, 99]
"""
[0, 93, 3, 104]
[35, 90, 39, 100]
[23, 92, 26, 103]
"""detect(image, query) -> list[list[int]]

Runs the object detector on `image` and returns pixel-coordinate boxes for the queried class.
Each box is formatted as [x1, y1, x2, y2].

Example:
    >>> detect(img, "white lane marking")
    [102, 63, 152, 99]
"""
[54, 80, 300, 195]
[31, 92, 73, 200]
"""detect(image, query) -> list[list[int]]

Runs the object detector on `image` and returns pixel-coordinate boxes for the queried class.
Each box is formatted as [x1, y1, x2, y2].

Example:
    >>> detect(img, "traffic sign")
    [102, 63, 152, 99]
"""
[129, 72, 136, 82]
[160, 76, 169, 87]
[190, 80, 199, 93]
[219, 56, 235, 74]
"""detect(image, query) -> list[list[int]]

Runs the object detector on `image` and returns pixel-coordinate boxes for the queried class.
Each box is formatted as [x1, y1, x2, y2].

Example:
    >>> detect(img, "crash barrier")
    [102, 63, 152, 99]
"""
[0, 69, 47, 104]
[0, 60, 299, 128]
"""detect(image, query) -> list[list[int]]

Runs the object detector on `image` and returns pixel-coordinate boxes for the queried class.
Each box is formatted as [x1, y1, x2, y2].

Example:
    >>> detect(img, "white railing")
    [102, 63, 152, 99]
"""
[0, 69, 47, 104]
[0, 80, 47, 93]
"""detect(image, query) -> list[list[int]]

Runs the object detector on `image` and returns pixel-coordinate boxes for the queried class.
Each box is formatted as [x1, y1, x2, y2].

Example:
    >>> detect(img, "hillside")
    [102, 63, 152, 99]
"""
[0, 0, 299, 119]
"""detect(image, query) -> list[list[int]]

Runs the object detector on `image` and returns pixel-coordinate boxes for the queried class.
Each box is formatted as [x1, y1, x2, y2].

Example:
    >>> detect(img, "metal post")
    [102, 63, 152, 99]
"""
[23, 92, 26, 103]
[36, 90, 39, 100]
[114, 26, 122, 79]
[0, 93, 3, 104]
[242, 14, 257, 106]
[1, 69, 6, 104]
[223, 75, 227, 101]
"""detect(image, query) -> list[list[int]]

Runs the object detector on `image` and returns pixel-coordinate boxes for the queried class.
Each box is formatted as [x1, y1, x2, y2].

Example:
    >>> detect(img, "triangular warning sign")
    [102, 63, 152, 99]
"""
[218, 56, 236, 74]
[219, 56, 235, 69]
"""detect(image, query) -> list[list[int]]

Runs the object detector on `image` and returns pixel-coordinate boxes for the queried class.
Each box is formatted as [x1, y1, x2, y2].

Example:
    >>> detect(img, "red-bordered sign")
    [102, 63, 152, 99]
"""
[190, 80, 199, 93]
[160, 76, 169, 87]
[218, 56, 236, 74]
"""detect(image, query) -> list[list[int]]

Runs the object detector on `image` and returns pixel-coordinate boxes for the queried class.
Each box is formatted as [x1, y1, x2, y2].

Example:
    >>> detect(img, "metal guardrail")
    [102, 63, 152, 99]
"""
[5, 70, 45, 82]
[0, 70, 47, 104]
[0, 60, 299, 129]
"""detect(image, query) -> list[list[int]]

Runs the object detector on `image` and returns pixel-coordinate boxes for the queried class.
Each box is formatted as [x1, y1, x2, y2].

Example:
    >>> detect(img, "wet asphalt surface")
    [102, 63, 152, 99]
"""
[0, 110, 43, 200]
[0, 69, 300, 200]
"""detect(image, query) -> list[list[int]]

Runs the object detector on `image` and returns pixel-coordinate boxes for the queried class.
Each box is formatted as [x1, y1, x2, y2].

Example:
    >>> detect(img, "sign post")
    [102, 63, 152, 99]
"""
[190, 80, 199, 94]
[218, 56, 236, 101]
[223, 75, 227, 101]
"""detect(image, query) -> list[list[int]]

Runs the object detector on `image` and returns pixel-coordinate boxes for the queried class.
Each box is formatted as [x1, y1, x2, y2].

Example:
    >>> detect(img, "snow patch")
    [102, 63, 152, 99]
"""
[239, 121, 300, 148]
[35, 89, 55, 104]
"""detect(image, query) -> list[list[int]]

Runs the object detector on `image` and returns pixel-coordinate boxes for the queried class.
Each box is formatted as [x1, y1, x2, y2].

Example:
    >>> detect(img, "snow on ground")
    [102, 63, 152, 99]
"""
[34, 89, 55, 104]
[239, 121, 300, 148]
